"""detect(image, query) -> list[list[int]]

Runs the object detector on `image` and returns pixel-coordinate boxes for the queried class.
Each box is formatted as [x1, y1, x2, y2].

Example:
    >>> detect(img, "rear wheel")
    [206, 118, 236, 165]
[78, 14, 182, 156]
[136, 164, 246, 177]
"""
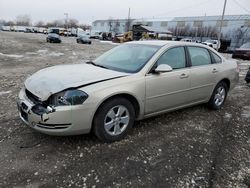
[208, 82, 228, 110]
[93, 97, 135, 142]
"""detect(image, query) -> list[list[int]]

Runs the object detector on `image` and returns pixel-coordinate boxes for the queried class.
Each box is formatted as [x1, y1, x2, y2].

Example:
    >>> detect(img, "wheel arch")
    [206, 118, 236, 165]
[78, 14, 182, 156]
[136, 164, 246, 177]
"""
[93, 93, 141, 122]
[219, 78, 230, 90]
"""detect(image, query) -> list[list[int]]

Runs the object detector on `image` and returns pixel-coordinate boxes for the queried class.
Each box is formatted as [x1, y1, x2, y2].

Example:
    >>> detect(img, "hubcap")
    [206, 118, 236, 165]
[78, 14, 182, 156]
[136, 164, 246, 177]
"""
[104, 105, 130, 136]
[214, 86, 226, 106]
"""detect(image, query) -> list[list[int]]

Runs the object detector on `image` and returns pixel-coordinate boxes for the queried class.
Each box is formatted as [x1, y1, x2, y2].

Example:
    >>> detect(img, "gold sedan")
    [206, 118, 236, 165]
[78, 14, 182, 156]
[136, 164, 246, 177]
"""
[17, 41, 239, 142]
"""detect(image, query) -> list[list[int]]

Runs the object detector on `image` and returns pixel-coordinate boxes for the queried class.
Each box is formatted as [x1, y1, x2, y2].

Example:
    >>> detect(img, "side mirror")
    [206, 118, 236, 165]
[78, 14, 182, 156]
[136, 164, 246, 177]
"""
[155, 64, 173, 73]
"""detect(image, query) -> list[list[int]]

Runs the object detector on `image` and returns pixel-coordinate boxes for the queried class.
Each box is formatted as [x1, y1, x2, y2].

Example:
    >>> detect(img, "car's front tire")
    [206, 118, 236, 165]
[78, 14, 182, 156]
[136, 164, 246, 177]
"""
[208, 82, 228, 110]
[93, 97, 135, 142]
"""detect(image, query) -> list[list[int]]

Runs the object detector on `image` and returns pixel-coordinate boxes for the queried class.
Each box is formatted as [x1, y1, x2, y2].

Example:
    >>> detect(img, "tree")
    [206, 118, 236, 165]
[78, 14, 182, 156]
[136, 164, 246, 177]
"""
[46, 19, 64, 27]
[16, 14, 31, 26]
[107, 17, 113, 32]
[5, 21, 15, 26]
[35, 21, 45, 27]
[68, 18, 79, 28]
[113, 19, 120, 34]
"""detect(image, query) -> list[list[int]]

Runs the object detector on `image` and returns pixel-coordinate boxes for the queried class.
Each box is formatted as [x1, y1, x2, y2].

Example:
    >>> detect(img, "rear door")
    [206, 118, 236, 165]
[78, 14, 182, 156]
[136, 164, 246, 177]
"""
[187, 46, 219, 102]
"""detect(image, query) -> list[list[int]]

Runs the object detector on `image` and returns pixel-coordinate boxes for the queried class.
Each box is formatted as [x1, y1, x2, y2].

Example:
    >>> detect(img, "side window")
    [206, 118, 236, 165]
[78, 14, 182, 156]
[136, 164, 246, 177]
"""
[211, 51, 222, 63]
[188, 47, 211, 66]
[157, 47, 186, 69]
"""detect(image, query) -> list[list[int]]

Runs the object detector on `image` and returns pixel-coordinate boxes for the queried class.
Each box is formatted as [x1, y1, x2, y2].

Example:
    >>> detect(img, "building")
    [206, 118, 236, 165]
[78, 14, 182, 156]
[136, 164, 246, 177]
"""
[92, 19, 135, 34]
[92, 14, 250, 50]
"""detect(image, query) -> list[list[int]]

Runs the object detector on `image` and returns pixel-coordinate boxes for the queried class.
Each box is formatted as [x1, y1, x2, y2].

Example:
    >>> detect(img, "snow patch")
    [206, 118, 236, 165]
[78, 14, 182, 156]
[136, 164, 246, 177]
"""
[0, 91, 12, 96]
[241, 106, 250, 119]
[26, 52, 38, 55]
[49, 52, 64, 57]
[99, 41, 120, 45]
[37, 49, 48, 54]
[0, 53, 23, 58]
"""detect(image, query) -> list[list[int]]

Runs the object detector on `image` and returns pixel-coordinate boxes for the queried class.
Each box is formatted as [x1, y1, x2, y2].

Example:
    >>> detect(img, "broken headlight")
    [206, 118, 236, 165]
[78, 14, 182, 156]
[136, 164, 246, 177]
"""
[49, 90, 88, 106]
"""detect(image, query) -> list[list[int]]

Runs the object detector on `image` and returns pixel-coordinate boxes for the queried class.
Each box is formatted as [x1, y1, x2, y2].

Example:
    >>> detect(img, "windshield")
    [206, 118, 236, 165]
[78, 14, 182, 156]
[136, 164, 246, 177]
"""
[94, 44, 160, 73]
[240, 43, 250, 49]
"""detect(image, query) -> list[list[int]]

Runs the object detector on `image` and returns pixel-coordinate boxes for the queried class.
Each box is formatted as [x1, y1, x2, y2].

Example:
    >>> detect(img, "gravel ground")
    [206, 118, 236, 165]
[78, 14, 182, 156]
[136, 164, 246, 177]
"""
[0, 31, 249, 188]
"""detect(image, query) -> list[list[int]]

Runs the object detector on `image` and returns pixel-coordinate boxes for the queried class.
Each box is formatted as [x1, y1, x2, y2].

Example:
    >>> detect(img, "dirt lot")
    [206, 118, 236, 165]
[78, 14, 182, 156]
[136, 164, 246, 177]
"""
[0, 31, 249, 188]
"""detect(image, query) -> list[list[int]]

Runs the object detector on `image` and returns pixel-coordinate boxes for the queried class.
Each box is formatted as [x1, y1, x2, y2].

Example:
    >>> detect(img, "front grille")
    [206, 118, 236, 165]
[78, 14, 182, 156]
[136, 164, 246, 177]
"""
[25, 89, 40, 103]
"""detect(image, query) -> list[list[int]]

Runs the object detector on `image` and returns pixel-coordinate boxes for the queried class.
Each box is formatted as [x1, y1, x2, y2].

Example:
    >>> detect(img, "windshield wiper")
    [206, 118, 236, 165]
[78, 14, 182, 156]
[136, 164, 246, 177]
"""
[86, 61, 109, 69]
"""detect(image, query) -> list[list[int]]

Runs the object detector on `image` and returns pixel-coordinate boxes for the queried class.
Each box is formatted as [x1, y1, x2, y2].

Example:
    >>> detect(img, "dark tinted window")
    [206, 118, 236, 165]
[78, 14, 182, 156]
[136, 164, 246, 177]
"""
[211, 52, 222, 63]
[188, 47, 211, 66]
[157, 47, 186, 69]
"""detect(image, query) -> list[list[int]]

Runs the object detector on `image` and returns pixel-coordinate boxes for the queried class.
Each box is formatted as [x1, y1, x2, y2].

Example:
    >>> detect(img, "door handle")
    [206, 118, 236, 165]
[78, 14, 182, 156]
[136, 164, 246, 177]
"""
[212, 68, 218, 73]
[179, 73, 189, 79]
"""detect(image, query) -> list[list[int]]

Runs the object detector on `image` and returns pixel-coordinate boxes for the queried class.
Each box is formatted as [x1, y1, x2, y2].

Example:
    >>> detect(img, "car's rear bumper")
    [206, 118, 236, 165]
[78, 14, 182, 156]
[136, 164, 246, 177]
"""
[17, 88, 94, 136]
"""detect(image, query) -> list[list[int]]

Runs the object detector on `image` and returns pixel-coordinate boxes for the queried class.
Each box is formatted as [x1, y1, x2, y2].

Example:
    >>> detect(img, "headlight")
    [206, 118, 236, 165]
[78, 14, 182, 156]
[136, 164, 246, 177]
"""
[49, 90, 88, 106]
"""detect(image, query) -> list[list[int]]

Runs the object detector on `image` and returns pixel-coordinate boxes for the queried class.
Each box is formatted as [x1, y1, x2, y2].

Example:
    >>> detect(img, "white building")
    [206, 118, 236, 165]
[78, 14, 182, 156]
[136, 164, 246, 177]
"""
[92, 14, 250, 50]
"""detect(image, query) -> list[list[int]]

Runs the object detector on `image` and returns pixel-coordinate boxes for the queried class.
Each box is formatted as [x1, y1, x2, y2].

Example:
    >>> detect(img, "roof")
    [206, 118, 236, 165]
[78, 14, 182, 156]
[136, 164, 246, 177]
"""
[92, 14, 250, 24]
[171, 14, 250, 22]
[126, 40, 219, 50]
[127, 40, 186, 46]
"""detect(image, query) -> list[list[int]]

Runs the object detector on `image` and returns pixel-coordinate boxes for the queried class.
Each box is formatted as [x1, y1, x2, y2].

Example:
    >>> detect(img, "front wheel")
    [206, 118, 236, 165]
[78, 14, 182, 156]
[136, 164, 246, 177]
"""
[93, 97, 135, 142]
[208, 82, 228, 110]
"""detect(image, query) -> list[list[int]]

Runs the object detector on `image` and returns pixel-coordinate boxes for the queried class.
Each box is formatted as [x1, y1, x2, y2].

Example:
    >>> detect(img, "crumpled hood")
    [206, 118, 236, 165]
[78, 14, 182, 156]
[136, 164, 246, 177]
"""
[25, 64, 129, 101]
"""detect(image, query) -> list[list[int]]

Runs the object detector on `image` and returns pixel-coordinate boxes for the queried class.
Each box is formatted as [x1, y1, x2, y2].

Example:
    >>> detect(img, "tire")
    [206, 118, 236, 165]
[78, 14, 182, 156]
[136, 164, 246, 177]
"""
[93, 97, 135, 142]
[76, 39, 79, 43]
[208, 82, 228, 110]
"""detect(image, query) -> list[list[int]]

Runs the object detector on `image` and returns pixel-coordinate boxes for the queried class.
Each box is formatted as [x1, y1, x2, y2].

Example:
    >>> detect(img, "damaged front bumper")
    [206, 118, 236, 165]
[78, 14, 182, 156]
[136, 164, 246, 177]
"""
[17, 88, 93, 136]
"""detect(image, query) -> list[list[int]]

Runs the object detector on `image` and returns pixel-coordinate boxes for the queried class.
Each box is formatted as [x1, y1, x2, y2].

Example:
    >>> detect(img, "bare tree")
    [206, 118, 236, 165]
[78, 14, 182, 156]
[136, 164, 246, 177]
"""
[107, 17, 113, 32]
[113, 19, 120, 34]
[78, 24, 91, 31]
[16, 14, 31, 26]
[68, 18, 79, 28]
[5, 21, 15, 26]
[46, 20, 64, 27]
[35, 21, 45, 27]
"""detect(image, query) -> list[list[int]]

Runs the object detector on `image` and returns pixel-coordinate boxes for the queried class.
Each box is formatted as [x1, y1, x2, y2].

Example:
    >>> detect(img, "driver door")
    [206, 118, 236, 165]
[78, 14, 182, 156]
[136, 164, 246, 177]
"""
[145, 47, 191, 114]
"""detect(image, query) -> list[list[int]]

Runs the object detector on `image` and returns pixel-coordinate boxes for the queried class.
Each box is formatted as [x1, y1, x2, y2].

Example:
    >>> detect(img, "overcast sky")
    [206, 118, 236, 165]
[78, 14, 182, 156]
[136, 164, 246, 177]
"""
[0, 0, 250, 24]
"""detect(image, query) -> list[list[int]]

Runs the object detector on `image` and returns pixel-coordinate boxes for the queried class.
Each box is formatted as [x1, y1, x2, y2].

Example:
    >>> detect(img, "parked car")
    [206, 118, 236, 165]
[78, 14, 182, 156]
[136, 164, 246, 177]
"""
[180, 38, 192, 42]
[202, 40, 221, 50]
[76, 35, 92, 44]
[46, 33, 61, 43]
[17, 41, 239, 142]
[232, 43, 250, 60]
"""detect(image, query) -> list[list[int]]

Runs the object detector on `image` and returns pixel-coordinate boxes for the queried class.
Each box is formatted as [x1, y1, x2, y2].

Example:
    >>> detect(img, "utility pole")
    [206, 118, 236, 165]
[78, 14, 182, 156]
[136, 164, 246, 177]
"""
[127, 8, 131, 32]
[217, 0, 227, 51]
[64, 13, 69, 37]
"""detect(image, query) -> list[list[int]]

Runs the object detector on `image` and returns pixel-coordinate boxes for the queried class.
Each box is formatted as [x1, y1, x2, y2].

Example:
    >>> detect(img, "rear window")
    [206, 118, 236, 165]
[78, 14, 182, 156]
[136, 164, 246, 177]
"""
[211, 52, 222, 63]
[188, 47, 211, 66]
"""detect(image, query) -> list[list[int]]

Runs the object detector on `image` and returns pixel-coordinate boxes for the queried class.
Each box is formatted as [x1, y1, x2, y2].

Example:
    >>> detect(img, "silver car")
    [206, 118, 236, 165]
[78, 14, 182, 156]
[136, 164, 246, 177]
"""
[17, 41, 239, 142]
